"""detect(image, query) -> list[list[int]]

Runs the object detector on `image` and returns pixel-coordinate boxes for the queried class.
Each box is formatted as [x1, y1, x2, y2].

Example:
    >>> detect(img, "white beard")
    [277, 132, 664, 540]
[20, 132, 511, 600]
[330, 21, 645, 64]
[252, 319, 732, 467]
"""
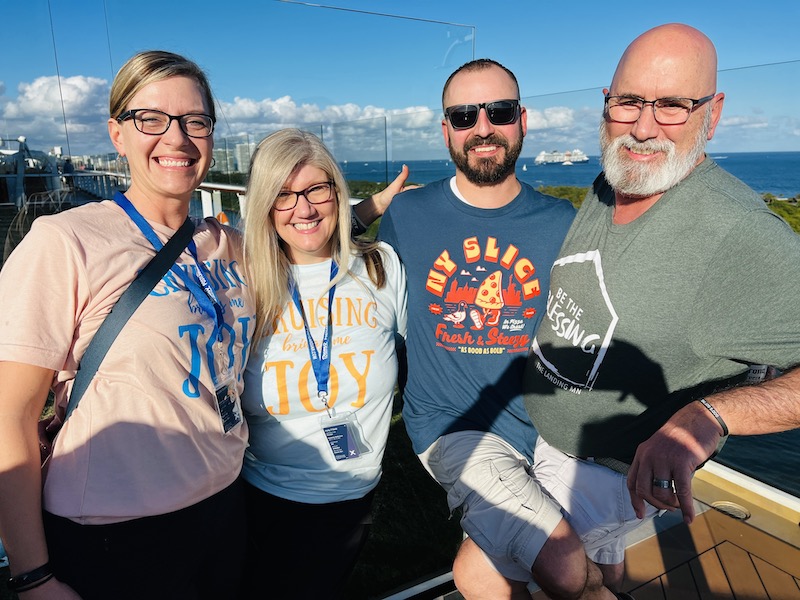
[599, 108, 711, 198]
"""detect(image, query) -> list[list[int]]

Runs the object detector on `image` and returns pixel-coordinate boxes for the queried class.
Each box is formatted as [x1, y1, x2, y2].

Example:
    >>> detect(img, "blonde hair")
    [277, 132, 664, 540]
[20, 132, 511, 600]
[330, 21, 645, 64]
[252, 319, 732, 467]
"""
[243, 128, 385, 340]
[109, 50, 215, 120]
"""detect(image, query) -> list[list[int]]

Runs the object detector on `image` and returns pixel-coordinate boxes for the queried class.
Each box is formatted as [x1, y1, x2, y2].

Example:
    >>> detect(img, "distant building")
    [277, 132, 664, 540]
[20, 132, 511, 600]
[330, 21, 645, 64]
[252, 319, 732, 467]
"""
[86, 153, 119, 171]
[212, 148, 236, 173]
[235, 142, 257, 173]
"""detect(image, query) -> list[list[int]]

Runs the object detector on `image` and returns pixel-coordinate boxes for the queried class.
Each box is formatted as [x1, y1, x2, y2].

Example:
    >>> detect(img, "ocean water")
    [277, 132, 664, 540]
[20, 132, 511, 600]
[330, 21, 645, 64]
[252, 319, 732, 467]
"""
[342, 151, 800, 198]
[343, 151, 800, 497]
[719, 430, 800, 496]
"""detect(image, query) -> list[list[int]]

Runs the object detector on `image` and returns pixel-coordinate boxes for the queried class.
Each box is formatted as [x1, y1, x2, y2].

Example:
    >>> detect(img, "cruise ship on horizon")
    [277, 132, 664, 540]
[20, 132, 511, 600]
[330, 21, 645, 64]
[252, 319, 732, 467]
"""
[534, 148, 590, 165]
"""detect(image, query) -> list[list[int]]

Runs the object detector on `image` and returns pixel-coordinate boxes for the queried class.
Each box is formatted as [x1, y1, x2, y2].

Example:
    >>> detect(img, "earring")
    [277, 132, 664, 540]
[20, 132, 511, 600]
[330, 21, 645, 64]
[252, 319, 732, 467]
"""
[209, 157, 216, 169]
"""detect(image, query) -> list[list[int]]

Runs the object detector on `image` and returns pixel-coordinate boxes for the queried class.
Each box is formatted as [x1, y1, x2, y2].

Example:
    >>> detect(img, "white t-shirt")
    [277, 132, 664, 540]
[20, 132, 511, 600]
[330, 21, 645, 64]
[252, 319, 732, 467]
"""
[0, 200, 255, 524]
[241, 243, 407, 503]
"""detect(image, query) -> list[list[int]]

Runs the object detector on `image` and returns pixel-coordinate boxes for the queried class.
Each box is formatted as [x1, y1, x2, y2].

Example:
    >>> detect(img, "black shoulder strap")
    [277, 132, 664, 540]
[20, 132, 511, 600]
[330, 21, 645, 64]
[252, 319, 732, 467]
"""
[65, 218, 195, 420]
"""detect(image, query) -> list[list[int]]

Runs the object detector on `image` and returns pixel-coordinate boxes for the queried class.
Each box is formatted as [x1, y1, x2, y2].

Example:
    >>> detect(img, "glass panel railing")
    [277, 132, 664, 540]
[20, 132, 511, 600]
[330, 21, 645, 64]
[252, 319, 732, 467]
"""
[518, 89, 602, 191]
[327, 115, 390, 187]
[386, 108, 450, 185]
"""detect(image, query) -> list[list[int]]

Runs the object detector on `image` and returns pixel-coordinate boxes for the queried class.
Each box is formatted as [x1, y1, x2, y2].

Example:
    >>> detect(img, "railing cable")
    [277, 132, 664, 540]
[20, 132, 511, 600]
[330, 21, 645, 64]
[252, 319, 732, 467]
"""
[46, 0, 71, 158]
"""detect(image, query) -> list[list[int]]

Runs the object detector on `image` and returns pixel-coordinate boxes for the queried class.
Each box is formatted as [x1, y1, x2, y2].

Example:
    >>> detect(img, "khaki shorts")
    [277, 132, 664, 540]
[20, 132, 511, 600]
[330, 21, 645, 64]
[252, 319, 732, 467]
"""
[533, 436, 659, 565]
[419, 431, 657, 582]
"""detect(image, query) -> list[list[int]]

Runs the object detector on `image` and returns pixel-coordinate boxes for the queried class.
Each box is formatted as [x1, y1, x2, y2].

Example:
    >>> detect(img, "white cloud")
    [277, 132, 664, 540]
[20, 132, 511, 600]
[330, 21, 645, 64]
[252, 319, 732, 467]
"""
[388, 107, 438, 129]
[5, 75, 107, 119]
[218, 97, 436, 132]
[215, 98, 445, 160]
[0, 73, 606, 160]
[1, 75, 443, 157]
[720, 115, 769, 129]
[711, 113, 800, 152]
[524, 105, 576, 130]
[1, 75, 111, 155]
[14, 77, 796, 161]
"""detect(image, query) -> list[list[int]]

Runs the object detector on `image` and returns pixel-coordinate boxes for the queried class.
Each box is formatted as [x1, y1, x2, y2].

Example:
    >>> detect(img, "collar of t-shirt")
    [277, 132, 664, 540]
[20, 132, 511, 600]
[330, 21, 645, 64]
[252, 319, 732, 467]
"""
[449, 176, 474, 206]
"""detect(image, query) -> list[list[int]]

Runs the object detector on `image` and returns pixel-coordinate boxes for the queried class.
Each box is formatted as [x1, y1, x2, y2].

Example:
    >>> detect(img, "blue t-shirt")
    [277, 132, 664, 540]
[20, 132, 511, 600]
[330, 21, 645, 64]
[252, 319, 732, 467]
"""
[379, 178, 575, 461]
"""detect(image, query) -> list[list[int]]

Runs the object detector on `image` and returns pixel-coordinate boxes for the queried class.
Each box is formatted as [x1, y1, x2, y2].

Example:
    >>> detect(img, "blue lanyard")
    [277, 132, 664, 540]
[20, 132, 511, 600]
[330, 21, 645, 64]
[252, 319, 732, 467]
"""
[114, 192, 226, 343]
[290, 261, 339, 412]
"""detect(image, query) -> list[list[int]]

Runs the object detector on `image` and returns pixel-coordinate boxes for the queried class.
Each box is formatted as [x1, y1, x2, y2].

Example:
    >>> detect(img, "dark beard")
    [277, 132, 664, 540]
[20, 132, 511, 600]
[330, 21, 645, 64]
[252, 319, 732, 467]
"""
[449, 129, 523, 185]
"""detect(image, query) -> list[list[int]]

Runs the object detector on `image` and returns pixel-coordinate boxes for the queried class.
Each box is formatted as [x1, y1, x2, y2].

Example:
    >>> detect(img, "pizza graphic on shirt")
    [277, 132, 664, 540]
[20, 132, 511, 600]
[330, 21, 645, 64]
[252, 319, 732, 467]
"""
[474, 270, 505, 326]
[424, 239, 541, 354]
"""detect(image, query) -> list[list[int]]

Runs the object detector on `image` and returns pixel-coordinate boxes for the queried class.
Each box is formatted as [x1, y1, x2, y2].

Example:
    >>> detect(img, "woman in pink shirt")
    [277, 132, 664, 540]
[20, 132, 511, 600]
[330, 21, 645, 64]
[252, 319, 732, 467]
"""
[0, 51, 253, 599]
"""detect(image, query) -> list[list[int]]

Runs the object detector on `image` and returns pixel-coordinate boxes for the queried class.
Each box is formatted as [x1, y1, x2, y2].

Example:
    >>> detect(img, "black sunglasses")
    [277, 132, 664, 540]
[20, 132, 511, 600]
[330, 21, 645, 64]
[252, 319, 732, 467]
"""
[444, 99, 520, 130]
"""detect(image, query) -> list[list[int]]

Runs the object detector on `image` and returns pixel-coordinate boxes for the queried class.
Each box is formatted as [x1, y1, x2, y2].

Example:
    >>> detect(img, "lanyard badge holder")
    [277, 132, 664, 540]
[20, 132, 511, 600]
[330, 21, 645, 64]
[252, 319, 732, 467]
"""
[212, 336, 242, 436]
[291, 263, 372, 461]
[319, 393, 372, 462]
[215, 377, 243, 435]
[114, 193, 242, 435]
[187, 235, 242, 436]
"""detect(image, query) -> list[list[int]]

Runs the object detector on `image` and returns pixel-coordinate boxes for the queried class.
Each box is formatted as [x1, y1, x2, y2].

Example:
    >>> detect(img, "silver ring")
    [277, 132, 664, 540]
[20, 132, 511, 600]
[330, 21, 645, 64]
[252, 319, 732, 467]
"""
[652, 478, 672, 489]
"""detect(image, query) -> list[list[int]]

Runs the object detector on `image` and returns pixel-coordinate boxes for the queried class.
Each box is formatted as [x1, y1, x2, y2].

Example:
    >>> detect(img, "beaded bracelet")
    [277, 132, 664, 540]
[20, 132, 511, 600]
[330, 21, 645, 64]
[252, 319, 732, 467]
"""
[697, 397, 729, 436]
[7, 562, 54, 593]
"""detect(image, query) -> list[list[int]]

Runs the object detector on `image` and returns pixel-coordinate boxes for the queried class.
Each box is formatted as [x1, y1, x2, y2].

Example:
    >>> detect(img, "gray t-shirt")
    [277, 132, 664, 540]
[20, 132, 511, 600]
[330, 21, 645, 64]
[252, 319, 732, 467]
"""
[523, 158, 800, 462]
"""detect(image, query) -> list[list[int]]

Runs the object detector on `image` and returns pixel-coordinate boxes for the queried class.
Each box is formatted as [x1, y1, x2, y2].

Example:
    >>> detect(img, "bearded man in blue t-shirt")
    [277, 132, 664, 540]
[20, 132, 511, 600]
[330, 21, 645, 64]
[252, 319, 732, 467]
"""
[363, 57, 638, 600]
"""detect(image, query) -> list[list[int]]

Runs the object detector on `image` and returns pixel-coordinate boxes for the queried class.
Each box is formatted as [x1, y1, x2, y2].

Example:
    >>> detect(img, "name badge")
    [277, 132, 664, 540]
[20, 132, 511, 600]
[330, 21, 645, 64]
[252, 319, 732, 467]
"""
[215, 378, 243, 435]
[320, 411, 372, 461]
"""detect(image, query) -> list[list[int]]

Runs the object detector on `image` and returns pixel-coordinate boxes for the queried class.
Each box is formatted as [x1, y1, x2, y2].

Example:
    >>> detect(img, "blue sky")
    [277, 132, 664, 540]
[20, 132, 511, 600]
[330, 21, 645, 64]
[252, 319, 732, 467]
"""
[3, 0, 799, 160]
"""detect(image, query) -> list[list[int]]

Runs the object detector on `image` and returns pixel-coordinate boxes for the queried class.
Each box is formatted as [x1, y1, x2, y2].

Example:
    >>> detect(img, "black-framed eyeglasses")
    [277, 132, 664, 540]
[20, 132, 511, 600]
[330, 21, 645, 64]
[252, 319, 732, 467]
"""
[444, 99, 520, 130]
[604, 94, 715, 125]
[116, 109, 215, 138]
[273, 181, 336, 211]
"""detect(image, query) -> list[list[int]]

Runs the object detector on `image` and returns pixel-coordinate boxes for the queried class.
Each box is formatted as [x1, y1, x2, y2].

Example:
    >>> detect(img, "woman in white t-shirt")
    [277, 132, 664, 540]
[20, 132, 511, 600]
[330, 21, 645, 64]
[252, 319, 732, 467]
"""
[0, 51, 253, 598]
[240, 129, 407, 599]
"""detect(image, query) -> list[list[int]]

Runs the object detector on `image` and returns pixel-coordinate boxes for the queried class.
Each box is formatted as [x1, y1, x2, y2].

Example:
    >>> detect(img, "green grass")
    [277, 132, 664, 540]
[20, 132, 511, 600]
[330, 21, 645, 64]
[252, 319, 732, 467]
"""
[767, 200, 800, 233]
[536, 186, 800, 236]
[538, 185, 590, 208]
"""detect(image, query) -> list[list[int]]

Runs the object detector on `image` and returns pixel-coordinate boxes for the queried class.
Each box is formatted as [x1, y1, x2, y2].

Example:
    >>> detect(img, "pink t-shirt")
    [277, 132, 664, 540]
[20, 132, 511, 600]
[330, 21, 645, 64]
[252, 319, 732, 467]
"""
[0, 200, 254, 524]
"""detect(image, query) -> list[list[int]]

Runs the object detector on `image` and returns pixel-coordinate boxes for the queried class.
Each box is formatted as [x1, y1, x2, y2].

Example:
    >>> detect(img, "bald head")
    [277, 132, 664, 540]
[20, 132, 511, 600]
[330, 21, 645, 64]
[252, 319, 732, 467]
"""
[611, 23, 717, 99]
[600, 24, 726, 203]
